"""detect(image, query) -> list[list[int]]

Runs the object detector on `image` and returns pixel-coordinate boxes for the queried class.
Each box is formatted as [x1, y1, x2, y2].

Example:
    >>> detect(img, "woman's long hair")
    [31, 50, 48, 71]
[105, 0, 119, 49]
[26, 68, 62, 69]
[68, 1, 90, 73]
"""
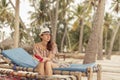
[47, 38, 54, 51]
[41, 34, 53, 51]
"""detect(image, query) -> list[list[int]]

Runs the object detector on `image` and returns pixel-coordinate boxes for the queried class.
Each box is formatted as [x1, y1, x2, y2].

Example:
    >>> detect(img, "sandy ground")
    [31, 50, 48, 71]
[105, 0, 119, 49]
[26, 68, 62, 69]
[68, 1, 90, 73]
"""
[64, 55, 120, 80]
[97, 55, 120, 80]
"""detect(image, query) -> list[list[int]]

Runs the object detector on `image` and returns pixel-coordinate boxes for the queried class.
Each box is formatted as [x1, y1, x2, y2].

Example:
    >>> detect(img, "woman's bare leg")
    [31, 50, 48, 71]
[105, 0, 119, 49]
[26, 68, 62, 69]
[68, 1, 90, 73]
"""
[45, 61, 53, 76]
[36, 63, 45, 75]
[45, 61, 59, 76]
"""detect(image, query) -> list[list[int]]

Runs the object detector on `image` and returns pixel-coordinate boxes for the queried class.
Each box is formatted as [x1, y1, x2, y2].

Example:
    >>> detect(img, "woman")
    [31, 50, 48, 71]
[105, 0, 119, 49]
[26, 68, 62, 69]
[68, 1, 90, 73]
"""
[33, 27, 59, 76]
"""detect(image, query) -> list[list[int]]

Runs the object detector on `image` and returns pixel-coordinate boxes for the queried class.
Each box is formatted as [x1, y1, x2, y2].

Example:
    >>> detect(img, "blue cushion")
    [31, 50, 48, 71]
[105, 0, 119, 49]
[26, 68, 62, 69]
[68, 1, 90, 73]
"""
[53, 63, 96, 72]
[2, 48, 38, 68]
[2, 48, 96, 72]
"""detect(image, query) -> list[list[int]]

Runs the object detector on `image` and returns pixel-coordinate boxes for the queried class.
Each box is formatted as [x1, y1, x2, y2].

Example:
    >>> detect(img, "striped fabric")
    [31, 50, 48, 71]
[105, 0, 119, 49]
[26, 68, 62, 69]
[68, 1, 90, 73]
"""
[33, 44, 50, 57]
[33, 42, 58, 59]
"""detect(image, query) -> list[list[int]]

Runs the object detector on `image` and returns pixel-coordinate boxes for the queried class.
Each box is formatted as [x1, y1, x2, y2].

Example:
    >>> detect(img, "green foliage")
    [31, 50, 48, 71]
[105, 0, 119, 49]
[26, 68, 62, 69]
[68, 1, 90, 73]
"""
[31, 27, 41, 43]
[112, 0, 120, 13]
[83, 25, 91, 47]
[29, 0, 50, 27]
[0, 0, 14, 28]
[56, 26, 64, 51]
[69, 25, 91, 51]
[1, 0, 7, 7]
[69, 27, 79, 50]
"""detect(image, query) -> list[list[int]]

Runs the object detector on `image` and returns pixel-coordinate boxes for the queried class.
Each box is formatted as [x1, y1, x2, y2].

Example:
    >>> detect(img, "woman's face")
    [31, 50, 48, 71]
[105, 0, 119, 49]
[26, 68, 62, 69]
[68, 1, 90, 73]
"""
[40, 33, 51, 42]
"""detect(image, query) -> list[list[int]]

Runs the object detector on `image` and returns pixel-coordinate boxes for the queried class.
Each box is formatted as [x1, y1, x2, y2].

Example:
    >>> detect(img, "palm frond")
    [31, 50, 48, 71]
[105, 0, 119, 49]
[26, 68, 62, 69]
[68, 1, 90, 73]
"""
[71, 19, 79, 31]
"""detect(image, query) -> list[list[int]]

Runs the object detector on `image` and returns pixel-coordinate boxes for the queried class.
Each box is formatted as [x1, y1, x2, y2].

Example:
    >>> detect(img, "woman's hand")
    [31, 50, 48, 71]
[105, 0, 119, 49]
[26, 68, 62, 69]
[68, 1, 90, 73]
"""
[48, 53, 55, 59]
[42, 57, 51, 62]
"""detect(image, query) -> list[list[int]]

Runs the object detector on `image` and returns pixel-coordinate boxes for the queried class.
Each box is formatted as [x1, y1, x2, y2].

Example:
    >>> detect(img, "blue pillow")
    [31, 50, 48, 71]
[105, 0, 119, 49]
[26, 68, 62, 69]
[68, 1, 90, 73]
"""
[2, 48, 38, 68]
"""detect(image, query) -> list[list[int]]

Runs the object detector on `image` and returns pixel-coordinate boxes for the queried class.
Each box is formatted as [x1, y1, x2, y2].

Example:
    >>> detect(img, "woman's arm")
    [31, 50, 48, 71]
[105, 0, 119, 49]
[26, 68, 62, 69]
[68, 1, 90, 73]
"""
[33, 46, 44, 62]
[33, 44, 51, 62]
[48, 43, 58, 59]
[34, 54, 43, 62]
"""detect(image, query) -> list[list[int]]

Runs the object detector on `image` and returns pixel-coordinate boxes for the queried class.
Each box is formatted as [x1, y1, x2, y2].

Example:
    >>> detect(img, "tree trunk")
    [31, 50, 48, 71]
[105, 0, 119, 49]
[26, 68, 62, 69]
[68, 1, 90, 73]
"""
[97, 0, 106, 60]
[0, 31, 5, 48]
[2, 32, 5, 42]
[14, 0, 20, 48]
[119, 34, 120, 51]
[104, 28, 108, 56]
[97, 22, 104, 60]
[51, 0, 59, 42]
[83, 0, 105, 64]
[9, 0, 34, 44]
[0, 31, 1, 42]
[97, 29, 103, 60]
[61, 22, 67, 52]
[107, 23, 120, 59]
[78, 19, 84, 53]
[67, 31, 71, 52]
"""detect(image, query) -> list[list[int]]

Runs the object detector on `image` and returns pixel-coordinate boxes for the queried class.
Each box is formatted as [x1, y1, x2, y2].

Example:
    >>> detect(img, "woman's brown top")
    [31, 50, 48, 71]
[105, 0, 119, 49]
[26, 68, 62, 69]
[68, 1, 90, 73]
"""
[33, 42, 58, 60]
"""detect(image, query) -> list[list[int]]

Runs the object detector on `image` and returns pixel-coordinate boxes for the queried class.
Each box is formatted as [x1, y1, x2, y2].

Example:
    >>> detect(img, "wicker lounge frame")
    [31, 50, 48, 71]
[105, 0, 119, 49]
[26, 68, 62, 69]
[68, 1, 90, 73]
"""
[0, 48, 101, 80]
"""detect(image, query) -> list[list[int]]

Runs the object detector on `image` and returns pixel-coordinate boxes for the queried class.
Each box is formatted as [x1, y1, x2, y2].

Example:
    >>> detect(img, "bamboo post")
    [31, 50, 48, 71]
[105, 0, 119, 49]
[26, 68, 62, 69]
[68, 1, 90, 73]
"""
[97, 64, 102, 80]
[74, 72, 81, 80]
[87, 67, 93, 80]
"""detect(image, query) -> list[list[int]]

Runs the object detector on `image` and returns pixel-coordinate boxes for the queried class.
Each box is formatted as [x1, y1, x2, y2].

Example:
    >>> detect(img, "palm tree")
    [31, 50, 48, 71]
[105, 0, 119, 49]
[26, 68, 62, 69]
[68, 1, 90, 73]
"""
[106, 0, 120, 59]
[14, 0, 20, 48]
[71, 0, 98, 53]
[60, 20, 67, 52]
[83, 0, 106, 64]
[29, 0, 59, 42]
[9, 0, 34, 44]
[118, 33, 120, 52]
[0, 0, 15, 48]
[103, 13, 113, 56]
[58, 0, 74, 52]
[29, 0, 49, 26]
[50, 0, 59, 42]
[0, 0, 14, 27]
[74, 5, 85, 53]
[107, 20, 120, 59]
[111, 0, 120, 13]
